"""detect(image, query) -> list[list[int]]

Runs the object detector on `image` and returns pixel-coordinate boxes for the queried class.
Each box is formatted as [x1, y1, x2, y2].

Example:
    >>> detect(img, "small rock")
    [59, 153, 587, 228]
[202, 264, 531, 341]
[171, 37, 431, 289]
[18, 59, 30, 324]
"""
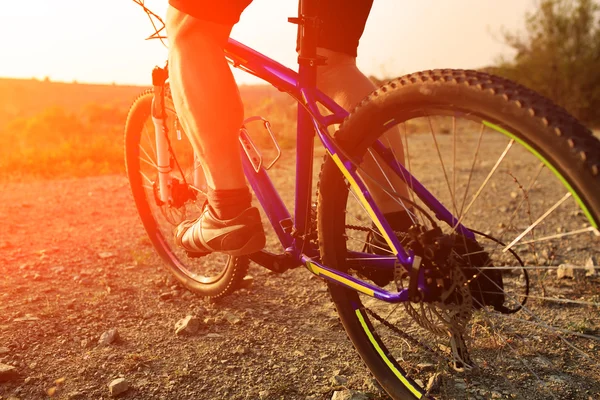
[98, 328, 119, 346]
[175, 315, 200, 335]
[98, 252, 116, 259]
[293, 350, 305, 357]
[330, 374, 348, 385]
[417, 363, 435, 372]
[538, 257, 547, 266]
[0, 363, 19, 382]
[13, 314, 39, 322]
[159, 292, 173, 301]
[491, 391, 502, 399]
[223, 312, 241, 325]
[426, 373, 442, 392]
[206, 333, 222, 338]
[510, 191, 518, 199]
[108, 377, 129, 396]
[584, 256, 597, 277]
[548, 375, 565, 383]
[365, 377, 383, 393]
[240, 275, 254, 289]
[0, 347, 9, 355]
[556, 264, 575, 280]
[181, 291, 195, 299]
[331, 389, 369, 400]
[259, 390, 270, 399]
[454, 380, 467, 390]
[499, 206, 508, 213]
[51, 266, 65, 273]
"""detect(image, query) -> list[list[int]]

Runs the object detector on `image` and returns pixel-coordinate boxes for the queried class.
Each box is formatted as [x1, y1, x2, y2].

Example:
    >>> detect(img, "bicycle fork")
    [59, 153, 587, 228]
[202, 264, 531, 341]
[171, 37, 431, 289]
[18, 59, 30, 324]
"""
[150, 65, 173, 205]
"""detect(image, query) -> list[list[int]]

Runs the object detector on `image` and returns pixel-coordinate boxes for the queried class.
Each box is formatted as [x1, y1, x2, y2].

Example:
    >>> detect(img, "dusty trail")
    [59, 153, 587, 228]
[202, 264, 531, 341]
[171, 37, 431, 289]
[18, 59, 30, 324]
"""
[0, 175, 385, 399]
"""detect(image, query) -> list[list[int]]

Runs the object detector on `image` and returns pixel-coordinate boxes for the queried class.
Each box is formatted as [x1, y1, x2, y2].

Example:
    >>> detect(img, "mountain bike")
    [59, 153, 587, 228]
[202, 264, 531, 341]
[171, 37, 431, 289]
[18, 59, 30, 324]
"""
[125, 1, 600, 398]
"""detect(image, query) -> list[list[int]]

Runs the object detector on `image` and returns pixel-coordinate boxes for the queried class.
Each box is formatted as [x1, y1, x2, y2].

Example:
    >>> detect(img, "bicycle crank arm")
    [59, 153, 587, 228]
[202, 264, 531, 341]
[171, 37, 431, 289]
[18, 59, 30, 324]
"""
[248, 250, 302, 273]
[302, 256, 416, 303]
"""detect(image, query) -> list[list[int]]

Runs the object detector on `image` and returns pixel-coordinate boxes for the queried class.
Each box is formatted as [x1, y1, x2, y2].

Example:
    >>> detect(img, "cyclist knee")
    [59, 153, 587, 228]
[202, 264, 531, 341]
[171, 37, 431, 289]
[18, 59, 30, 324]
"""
[166, 6, 232, 48]
[316, 47, 358, 78]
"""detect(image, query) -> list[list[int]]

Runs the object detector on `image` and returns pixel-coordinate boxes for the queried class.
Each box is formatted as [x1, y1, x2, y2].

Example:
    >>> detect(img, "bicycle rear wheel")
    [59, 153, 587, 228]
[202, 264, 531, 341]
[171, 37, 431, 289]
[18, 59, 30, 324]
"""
[317, 70, 600, 399]
[124, 88, 249, 299]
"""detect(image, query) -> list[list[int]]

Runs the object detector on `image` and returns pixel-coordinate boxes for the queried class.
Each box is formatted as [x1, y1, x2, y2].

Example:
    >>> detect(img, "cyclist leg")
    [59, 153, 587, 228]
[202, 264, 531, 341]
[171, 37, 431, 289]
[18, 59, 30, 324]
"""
[166, 2, 266, 256]
[314, 0, 411, 223]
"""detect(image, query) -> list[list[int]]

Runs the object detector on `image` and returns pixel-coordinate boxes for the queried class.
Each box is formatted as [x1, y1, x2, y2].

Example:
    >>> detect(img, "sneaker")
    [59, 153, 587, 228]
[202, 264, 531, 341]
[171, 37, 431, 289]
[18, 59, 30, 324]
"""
[174, 204, 266, 257]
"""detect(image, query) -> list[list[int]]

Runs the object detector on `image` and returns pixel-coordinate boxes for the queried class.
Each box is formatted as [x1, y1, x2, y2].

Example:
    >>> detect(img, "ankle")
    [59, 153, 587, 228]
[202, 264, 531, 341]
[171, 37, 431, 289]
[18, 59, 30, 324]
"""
[207, 187, 252, 220]
[377, 210, 414, 232]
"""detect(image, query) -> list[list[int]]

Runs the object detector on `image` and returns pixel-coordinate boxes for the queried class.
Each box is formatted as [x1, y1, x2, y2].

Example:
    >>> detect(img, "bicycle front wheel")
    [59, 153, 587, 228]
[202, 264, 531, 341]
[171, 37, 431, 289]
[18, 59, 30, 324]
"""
[317, 70, 600, 399]
[124, 88, 249, 299]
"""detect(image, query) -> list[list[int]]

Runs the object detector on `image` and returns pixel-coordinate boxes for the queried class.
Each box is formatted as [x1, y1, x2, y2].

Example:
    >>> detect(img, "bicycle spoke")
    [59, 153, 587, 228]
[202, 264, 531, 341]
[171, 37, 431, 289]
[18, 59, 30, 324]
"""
[398, 123, 425, 226]
[475, 268, 599, 359]
[458, 124, 486, 218]
[474, 265, 594, 271]
[366, 148, 414, 219]
[509, 226, 599, 246]
[427, 115, 459, 216]
[347, 191, 391, 245]
[452, 116, 457, 213]
[140, 171, 154, 185]
[489, 312, 600, 344]
[503, 192, 572, 252]
[477, 291, 600, 307]
[142, 124, 157, 159]
[455, 139, 515, 229]
[482, 162, 546, 263]
[345, 235, 394, 255]
[139, 144, 159, 169]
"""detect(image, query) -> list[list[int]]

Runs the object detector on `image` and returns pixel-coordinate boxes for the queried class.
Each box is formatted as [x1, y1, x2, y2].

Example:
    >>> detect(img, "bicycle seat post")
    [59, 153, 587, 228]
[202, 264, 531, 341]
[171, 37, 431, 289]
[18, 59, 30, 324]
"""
[287, 0, 326, 250]
[291, 0, 326, 88]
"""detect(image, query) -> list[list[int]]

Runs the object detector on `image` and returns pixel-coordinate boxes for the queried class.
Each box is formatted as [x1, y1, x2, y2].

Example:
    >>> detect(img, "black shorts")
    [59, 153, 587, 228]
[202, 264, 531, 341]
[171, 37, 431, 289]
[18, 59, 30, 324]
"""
[168, 0, 374, 57]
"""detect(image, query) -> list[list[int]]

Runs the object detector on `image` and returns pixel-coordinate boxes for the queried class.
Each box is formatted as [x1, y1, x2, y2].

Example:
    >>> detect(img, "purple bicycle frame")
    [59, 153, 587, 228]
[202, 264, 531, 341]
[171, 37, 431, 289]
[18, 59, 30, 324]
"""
[224, 38, 474, 303]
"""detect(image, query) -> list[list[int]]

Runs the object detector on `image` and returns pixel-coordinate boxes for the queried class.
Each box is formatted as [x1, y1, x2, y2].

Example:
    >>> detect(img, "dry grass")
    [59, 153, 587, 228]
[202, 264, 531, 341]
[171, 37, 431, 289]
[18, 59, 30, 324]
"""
[0, 79, 296, 181]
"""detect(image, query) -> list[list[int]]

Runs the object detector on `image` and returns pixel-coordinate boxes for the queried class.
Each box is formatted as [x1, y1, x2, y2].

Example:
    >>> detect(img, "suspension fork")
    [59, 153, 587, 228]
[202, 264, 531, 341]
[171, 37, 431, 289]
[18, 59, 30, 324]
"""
[150, 65, 173, 204]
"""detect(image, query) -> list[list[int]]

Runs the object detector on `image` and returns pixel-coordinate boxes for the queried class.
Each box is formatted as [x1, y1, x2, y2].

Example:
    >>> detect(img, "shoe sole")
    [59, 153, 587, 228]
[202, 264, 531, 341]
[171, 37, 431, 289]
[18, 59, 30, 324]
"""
[184, 231, 266, 258]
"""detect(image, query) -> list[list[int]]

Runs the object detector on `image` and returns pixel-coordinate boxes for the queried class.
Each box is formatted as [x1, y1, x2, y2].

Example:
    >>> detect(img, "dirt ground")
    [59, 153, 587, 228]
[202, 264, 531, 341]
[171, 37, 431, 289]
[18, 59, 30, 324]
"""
[1, 130, 599, 400]
[0, 174, 386, 399]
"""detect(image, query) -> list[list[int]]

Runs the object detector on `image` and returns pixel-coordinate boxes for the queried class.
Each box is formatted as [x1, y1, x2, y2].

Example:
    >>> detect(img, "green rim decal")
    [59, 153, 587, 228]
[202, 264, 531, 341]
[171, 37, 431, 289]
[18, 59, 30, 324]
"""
[355, 309, 423, 399]
[483, 121, 598, 229]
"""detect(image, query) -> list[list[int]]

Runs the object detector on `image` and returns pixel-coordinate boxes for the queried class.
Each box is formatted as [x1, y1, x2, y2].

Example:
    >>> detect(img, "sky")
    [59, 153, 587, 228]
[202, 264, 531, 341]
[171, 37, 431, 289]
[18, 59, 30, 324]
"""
[0, 0, 536, 86]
